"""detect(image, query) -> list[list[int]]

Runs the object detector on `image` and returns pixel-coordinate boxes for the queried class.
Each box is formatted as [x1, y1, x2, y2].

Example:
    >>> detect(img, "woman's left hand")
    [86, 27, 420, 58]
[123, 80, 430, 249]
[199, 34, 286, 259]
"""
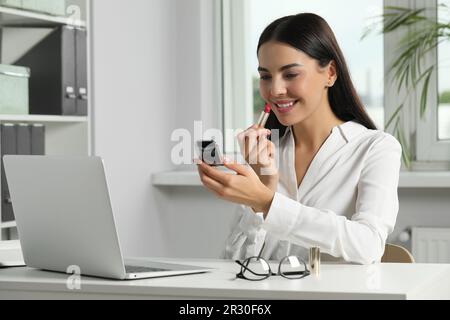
[197, 160, 275, 216]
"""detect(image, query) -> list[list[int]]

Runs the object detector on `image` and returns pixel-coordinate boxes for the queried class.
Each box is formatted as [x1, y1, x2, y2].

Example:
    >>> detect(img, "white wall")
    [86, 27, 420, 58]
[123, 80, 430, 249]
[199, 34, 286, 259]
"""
[91, 0, 450, 259]
[91, 0, 237, 258]
[91, 0, 176, 257]
[393, 189, 450, 250]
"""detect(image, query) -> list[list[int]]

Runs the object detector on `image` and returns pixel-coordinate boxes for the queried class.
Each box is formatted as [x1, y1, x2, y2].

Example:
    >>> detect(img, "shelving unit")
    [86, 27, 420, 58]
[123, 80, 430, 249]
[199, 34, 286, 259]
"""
[0, 5, 85, 28]
[0, 114, 87, 122]
[0, 1, 91, 241]
[0, 221, 16, 229]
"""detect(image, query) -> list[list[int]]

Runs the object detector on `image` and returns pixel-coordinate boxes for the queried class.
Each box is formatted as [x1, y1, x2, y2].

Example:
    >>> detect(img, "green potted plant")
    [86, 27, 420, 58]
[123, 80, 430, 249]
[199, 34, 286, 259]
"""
[364, 4, 450, 168]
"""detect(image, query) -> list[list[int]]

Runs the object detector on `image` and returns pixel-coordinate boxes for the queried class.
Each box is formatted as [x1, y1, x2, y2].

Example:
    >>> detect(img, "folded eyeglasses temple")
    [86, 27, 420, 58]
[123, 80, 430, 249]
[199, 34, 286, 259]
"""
[235, 260, 271, 277]
[257, 241, 266, 259]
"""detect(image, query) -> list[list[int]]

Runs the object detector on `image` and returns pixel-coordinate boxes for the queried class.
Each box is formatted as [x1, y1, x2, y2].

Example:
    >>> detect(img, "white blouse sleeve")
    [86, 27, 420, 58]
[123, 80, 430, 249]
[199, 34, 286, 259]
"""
[261, 134, 402, 265]
[221, 205, 267, 260]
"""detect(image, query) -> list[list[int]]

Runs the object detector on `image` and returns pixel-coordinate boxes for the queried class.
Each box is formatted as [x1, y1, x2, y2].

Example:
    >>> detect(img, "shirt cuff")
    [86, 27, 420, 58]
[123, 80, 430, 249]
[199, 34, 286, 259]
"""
[238, 205, 265, 230]
[262, 192, 301, 238]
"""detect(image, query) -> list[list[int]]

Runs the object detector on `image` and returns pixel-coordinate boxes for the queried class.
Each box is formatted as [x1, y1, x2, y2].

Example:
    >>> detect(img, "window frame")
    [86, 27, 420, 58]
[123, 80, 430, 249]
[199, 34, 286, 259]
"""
[385, 0, 450, 169]
[220, 0, 450, 168]
[221, 0, 253, 154]
[413, 0, 450, 164]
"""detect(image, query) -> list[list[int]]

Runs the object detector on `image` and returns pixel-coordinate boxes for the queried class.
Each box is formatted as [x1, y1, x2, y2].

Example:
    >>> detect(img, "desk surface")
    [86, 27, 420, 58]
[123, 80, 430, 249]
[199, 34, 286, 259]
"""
[1, 258, 449, 300]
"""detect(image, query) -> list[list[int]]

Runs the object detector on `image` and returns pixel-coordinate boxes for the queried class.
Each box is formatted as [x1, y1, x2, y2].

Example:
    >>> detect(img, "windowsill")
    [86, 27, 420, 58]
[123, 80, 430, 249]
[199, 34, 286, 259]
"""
[397, 171, 450, 188]
[152, 170, 202, 187]
[152, 170, 450, 188]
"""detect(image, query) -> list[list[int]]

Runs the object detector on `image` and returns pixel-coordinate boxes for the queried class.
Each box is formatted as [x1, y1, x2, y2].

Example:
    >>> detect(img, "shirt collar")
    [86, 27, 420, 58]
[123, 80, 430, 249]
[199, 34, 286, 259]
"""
[280, 120, 368, 144]
[336, 120, 369, 143]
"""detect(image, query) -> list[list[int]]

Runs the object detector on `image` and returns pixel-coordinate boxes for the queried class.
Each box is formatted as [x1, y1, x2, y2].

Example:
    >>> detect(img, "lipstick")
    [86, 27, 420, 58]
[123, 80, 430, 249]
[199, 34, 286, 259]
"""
[257, 103, 271, 128]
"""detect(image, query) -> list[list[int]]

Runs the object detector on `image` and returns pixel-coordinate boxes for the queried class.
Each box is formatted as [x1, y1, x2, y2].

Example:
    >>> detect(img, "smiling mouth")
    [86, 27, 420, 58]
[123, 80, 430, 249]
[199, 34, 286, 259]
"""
[273, 100, 298, 111]
[274, 101, 297, 107]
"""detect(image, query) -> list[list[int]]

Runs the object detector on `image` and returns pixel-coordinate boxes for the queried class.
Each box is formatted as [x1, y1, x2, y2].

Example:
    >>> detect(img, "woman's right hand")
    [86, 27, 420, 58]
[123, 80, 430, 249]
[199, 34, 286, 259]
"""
[237, 125, 279, 193]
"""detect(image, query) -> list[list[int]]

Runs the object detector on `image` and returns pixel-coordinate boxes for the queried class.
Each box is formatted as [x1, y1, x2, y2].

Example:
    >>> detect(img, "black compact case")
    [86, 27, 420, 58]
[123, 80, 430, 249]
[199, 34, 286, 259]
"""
[197, 140, 224, 166]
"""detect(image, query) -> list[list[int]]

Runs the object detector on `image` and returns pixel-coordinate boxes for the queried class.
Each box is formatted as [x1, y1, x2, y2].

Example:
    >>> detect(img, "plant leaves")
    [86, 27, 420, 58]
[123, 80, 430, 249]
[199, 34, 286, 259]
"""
[420, 67, 434, 118]
[362, 4, 449, 168]
[395, 118, 412, 169]
[383, 7, 426, 33]
[385, 103, 404, 130]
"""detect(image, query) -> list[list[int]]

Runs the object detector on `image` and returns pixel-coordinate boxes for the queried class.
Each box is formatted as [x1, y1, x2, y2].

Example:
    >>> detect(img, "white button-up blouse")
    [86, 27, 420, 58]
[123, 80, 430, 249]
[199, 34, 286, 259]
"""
[223, 120, 402, 265]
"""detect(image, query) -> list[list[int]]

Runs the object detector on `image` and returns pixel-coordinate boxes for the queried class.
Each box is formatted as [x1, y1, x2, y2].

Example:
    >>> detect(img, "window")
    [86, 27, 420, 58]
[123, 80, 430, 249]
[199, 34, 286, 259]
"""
[438, 0, 450, 140]
[414, 0, 450, 164]
[222, 0, 450, 167]
[222, 0, 384, 154]
[248, 0, 384, 128]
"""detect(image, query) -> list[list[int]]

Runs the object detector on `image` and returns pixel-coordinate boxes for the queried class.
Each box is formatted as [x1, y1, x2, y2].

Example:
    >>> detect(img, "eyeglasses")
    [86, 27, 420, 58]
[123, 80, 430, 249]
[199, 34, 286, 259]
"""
[235, 242, 310, 281]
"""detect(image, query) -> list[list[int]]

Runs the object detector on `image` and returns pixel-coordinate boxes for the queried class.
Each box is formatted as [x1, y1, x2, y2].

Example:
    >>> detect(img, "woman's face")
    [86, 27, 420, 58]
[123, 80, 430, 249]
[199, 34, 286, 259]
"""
[258, 41, 336, 127]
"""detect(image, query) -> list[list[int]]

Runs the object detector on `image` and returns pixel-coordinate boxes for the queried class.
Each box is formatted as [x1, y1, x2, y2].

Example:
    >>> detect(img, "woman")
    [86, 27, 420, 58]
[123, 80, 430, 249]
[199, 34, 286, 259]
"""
[197, 13, 402, 265]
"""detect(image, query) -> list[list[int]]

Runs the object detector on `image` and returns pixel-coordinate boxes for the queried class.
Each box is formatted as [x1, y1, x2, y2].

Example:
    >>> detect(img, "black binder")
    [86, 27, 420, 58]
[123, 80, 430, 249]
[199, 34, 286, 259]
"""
[14, 26, 88, 116]
[16, 124, 32, 156]
[0, 123, 46, 223]
[31, 124, 45, 155]
[76, 28, 88, 116]
[1, 124, 17, 223]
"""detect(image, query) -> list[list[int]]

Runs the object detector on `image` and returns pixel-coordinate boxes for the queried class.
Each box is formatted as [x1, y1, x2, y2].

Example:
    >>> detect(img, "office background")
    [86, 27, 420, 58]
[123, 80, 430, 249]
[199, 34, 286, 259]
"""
[1, 0, 449, 261]
[92, 0, 234, 258]
[91, 0, 450, 260]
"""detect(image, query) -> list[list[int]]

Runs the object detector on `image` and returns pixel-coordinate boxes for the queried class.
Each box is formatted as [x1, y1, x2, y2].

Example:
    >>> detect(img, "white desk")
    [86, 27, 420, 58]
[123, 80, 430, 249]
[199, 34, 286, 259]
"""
[0, 258, 449, 300]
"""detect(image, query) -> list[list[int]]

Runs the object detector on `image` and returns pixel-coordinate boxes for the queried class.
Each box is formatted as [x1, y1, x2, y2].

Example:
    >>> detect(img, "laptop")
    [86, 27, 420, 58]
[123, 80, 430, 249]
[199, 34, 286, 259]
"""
[3, 155, 211, 280]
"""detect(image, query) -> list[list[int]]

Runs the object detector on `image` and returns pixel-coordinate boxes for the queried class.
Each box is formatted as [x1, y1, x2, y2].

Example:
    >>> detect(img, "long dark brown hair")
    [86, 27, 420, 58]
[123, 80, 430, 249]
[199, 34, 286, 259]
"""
[258, 13, 377, 136]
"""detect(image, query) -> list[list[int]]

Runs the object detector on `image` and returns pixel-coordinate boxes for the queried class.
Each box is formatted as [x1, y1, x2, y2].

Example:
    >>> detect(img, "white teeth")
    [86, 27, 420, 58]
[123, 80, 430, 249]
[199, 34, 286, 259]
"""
[277, 102, 295, 108]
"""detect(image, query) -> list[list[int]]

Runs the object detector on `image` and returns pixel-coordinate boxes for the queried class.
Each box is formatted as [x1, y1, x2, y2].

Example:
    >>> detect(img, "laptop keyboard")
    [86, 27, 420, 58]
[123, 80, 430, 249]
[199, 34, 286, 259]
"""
[125, 265, 170, 274]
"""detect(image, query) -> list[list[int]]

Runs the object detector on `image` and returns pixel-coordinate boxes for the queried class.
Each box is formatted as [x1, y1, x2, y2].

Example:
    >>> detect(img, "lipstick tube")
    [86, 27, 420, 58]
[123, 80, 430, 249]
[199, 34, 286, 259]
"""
[309, 247, 321, 277]
[257, 104, 271, 128]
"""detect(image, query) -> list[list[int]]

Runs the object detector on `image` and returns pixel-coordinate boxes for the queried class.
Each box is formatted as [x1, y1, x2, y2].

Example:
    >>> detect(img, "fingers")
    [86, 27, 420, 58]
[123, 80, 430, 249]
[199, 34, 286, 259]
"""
[237, 126, 271, 150]
[197, 162, 230, 185]
[223, 160, 253, 177]
[237, 128, 272, 164]
[256, 140, 271, 167]
[249, 135, 272, 165]
[199, 169, 225, 195]
[247, 137, 276, 167]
